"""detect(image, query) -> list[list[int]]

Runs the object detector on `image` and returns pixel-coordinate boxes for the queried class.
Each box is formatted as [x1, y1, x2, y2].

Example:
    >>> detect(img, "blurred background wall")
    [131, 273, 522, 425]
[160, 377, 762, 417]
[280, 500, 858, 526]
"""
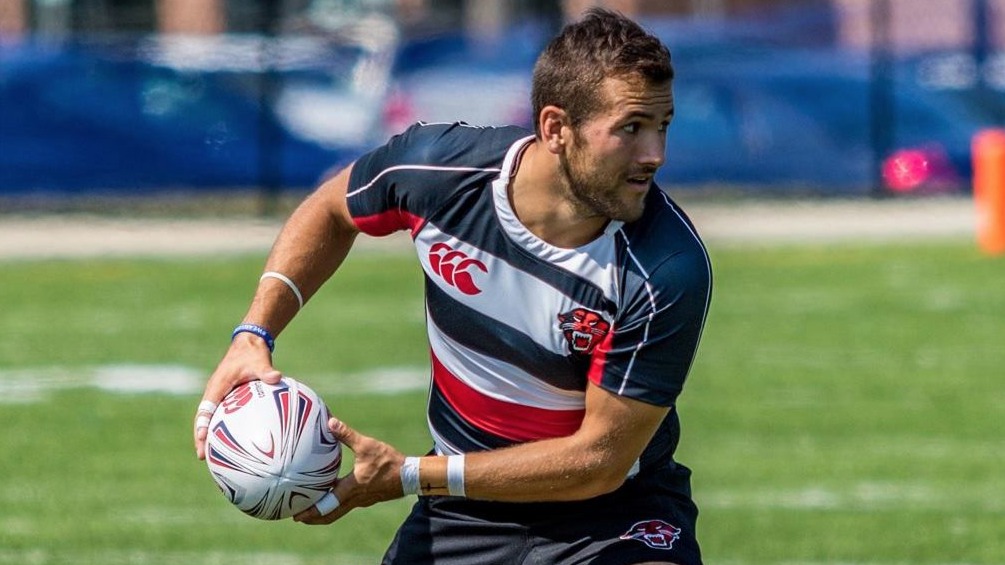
[1, 0, 1003, 203]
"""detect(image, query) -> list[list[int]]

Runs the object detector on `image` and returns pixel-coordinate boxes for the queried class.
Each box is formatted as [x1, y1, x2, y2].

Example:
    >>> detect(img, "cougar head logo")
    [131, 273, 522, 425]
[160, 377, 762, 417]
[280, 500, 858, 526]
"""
[620, 519, 681, 550]
[557, 308, 610, 354]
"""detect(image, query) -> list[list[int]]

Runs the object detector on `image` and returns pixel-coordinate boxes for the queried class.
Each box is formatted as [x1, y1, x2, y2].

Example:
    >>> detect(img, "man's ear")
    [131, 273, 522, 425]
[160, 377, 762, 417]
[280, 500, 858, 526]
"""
[538, 105, 570, 155]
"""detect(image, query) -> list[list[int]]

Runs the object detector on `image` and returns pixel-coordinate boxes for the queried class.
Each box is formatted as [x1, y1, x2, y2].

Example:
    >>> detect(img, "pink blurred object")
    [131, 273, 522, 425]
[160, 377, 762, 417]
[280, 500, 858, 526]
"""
[882, 145, 960, 194]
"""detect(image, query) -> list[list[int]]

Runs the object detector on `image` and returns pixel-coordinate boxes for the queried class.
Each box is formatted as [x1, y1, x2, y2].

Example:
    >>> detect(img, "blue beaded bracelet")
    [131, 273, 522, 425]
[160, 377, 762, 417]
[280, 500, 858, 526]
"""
[231, 323, 275, 352]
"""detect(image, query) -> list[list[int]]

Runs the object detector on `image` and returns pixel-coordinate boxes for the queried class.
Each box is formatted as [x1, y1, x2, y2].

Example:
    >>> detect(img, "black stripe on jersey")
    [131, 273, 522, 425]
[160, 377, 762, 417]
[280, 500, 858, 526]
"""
[426, 185, 618, 316]
[428, 382, 513, 452]
[426, 279, 591, 392]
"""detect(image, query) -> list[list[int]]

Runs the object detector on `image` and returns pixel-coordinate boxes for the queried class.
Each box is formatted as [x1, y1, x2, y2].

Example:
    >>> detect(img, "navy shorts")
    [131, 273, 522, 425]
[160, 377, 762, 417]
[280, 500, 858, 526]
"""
[381, 473, 702, 565]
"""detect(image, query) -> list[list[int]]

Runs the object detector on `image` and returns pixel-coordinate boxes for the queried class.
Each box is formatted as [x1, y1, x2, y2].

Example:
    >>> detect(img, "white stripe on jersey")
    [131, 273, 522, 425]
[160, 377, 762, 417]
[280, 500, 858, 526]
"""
[414, 227, 614, 356]
[348, 164, 503, 198]
[416, 121, 492, 129]
[491, 137, 625, 294]
[654, 189, 714, 379]
[610, 190, 714, 395]
[430, 425, 463, 456]
[492, 177, 622, 297]
[428, 317, 586, 410]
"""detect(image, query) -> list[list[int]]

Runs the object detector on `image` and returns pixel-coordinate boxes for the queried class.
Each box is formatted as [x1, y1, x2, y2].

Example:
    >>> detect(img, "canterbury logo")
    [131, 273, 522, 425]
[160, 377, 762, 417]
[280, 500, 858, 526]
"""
[221, 382, 254, 414]
[428, 243, 487, 295]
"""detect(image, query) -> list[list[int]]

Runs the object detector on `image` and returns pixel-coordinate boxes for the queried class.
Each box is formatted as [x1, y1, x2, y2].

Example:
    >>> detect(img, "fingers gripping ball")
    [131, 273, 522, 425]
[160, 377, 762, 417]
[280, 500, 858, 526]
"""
[205, 377, 342, 520]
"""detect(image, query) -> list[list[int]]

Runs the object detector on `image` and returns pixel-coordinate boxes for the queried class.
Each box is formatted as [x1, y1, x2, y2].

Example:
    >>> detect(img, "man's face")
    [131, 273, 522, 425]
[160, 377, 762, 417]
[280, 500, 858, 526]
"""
[559, 76, 673, 223]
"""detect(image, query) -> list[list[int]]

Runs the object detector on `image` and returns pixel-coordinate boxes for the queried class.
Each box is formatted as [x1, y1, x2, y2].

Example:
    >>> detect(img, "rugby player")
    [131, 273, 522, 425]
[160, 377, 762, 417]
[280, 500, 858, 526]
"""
[195, 8, 712, 564]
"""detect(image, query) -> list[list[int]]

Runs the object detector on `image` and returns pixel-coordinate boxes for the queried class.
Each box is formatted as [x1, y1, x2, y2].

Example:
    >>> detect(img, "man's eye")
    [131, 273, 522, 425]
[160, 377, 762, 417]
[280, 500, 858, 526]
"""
[623, 123, 639, 134]
[658, 121, 669, 132]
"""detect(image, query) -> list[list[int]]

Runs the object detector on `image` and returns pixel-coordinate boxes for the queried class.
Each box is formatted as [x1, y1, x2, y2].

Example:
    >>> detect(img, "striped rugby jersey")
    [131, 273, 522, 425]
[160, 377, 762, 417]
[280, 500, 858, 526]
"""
[346, 122, 712, 481]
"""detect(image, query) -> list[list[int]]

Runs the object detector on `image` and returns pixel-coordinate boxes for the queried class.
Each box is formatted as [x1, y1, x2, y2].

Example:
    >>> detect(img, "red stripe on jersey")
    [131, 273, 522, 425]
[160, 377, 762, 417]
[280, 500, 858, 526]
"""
[587, 328, 616, 386]
[353, 210, 425, 237]
[431, 353, 585, 442]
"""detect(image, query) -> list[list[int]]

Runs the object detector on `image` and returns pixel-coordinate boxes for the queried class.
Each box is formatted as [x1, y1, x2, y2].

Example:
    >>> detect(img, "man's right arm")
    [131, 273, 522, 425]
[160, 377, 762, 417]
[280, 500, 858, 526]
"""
[253, 163, 361, 328]
[193, 163, 360, 459]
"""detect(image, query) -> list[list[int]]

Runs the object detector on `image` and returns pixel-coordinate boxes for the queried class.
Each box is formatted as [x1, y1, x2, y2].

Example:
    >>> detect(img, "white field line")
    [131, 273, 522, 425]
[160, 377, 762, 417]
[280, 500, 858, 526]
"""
[0, 550, 994, 565]
[0, 364, 428, 403]
[0, 216, 412, 260]
[699, 482, 1005, 513]
[0, 549, 377, 565]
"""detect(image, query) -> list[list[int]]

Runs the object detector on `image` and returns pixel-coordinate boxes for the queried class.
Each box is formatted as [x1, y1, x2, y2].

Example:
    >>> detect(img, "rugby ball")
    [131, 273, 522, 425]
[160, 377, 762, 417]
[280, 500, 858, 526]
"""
[205, 377, 342, 520]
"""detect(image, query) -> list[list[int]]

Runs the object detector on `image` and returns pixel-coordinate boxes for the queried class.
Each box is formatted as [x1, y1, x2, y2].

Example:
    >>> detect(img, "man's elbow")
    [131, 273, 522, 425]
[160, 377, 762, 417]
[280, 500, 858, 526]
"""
[572, 456, 635, 499]
[581, 475, 627, 498]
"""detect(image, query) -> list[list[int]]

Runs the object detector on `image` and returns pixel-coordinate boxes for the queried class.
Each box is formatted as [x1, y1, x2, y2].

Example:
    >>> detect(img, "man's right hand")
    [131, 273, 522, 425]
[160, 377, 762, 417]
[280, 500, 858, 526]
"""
[193, 332, 281, 459]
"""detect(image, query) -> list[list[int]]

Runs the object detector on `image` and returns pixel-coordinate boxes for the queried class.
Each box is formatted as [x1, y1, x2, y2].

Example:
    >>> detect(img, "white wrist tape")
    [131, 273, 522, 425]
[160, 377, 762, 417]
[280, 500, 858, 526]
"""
[314, 492, 340, 516]
[400, 457, 421, 496]
[261, 271, 304, 310]
[446, 454, 466, 497]
[195, 400, 217, 432]
[194, 415, 211, 432]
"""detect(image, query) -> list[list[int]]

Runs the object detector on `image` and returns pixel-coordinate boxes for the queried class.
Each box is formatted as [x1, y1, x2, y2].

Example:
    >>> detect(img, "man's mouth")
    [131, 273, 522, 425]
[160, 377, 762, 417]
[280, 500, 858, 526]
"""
[626, 174, 652, 187]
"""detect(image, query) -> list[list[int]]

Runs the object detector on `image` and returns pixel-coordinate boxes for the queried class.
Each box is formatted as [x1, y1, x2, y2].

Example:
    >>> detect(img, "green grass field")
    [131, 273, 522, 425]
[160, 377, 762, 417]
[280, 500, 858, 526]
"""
[1, 238, 1003, 564]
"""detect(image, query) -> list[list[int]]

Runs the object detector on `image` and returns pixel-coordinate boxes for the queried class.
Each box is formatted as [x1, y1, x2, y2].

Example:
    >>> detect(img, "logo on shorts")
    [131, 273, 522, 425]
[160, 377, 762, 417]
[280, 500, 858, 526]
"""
[620, 519, 681, 550]
[557, 308, 610, 354]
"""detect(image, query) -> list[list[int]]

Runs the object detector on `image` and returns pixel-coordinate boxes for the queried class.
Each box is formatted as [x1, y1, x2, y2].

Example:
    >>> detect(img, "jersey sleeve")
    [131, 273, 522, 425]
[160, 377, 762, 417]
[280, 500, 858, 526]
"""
[346, 123, 439, 236]
[345, 122, 515, 237]
[587, 247, 713, 407]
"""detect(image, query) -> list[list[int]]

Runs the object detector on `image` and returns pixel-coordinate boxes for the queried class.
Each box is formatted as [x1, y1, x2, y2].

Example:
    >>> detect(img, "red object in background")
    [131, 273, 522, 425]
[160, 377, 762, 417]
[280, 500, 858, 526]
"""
[973, 129, 1005, 255]
[381, 88, 415, 138]
[882, 149, 931, 192]
[881, 145, 959, 194]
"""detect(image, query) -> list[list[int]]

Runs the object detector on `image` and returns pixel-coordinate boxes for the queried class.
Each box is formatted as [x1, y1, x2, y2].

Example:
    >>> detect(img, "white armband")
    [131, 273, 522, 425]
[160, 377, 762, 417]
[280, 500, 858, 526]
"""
[446, 454, 465, 497]
[400, 456, 421, 496]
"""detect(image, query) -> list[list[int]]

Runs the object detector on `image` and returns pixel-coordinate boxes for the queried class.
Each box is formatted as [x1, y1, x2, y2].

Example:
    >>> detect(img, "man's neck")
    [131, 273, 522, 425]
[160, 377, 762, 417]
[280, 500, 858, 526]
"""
[508, 142, 607, 249]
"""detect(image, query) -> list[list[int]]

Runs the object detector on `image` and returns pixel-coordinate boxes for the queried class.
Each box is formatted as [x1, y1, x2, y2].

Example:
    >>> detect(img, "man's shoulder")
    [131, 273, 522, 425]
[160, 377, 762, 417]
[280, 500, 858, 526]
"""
[621, 189, 711, 283]
[349, 122, 529, 193]
[387, 122, 530, 167]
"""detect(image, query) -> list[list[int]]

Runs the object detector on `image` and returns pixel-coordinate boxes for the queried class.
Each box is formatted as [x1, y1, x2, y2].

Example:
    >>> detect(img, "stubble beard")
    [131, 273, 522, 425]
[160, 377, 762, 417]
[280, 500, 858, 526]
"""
[559, 148, 647, 224]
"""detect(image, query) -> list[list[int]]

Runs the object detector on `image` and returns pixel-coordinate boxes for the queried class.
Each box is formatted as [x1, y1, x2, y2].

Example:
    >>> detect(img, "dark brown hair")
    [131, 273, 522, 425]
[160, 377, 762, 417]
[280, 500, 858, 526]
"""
[531, 8, 673, 137]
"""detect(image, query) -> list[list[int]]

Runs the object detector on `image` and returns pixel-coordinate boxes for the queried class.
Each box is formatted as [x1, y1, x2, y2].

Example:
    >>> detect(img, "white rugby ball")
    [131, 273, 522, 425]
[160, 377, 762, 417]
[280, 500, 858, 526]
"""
[205, 377, 342, 520]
